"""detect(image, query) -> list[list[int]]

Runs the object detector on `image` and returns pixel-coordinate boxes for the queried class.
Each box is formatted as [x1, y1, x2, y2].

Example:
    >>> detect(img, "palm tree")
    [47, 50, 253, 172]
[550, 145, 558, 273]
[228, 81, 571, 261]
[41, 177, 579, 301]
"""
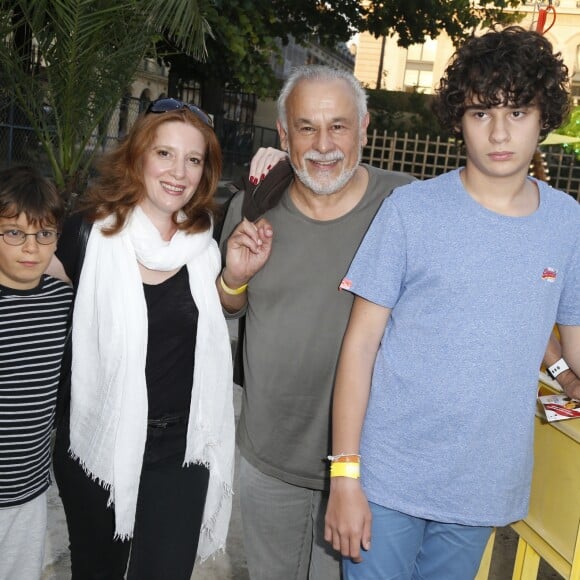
[0, 0, 211, 200]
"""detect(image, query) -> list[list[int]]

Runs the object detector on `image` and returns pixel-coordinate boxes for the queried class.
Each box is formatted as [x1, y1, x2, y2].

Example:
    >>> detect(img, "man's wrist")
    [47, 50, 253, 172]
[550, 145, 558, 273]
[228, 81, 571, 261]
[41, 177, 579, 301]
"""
[221, 270, 249, 293]
[555, 369, 580, 399]
[546, 357, 570, 380]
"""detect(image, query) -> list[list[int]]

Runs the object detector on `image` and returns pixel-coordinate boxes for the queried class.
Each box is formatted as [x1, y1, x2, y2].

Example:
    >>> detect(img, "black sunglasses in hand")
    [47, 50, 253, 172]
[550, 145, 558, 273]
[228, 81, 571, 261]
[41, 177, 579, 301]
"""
[146, 98, 214, 128]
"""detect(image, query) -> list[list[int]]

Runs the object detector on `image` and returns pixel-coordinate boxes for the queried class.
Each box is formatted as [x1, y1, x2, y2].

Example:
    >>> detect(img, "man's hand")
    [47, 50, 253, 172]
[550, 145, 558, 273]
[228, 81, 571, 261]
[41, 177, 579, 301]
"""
[324, 478, 372, 563]
[545, 327, 580, 400]
[558, 371, 580, 401]
[223, 217, 273, 286]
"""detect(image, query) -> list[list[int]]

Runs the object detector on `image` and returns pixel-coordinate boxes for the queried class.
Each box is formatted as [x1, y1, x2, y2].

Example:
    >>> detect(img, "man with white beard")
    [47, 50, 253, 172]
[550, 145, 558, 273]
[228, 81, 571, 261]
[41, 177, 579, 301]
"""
[218, 65, 414, 580]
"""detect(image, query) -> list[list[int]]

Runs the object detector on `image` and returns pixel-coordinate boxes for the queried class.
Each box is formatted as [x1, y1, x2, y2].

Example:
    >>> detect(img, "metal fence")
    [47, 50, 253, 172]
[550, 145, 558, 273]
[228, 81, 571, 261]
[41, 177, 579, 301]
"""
[1, 99, 578, 200]
[363, 130, 580, 201]
[0, 97, 281, 185]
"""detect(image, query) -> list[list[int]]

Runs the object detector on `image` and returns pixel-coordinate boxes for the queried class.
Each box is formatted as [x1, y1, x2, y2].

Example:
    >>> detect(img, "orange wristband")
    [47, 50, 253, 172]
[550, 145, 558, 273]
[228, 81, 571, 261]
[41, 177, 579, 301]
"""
[330, 455, 360, 463]
[327, 453, 361, 463]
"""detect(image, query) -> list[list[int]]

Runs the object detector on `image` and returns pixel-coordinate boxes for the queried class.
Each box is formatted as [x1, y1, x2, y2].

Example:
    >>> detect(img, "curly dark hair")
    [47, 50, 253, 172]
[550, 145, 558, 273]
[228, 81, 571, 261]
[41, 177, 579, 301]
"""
[433, 26, 569, 141]
[81, 108, 221, 236]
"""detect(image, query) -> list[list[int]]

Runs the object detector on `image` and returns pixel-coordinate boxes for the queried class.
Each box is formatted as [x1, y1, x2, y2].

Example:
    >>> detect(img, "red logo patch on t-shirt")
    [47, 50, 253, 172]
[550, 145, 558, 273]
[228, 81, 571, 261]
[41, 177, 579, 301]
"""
[541, 268, 557, 282]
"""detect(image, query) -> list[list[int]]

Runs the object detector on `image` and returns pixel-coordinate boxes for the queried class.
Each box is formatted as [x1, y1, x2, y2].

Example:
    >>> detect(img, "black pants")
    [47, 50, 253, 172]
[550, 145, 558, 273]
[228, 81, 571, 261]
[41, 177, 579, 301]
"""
[53, 419, 210, 580]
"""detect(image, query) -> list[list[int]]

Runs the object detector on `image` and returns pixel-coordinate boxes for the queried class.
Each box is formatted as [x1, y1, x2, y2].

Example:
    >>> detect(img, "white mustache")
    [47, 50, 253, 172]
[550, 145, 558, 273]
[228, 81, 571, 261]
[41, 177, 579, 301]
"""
[303, 151, 344, 162]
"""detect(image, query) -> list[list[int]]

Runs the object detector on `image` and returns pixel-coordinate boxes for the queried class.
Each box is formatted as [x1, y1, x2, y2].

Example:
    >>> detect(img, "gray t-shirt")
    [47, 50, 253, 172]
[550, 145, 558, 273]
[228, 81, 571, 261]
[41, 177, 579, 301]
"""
[221, 164, 414, 489]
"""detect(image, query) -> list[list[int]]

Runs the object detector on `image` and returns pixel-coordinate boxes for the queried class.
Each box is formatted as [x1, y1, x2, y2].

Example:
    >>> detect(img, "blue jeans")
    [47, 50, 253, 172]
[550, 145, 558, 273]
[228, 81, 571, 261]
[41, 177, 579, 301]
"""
[239, 455, 341, 580]
[343, 502, 492, 580]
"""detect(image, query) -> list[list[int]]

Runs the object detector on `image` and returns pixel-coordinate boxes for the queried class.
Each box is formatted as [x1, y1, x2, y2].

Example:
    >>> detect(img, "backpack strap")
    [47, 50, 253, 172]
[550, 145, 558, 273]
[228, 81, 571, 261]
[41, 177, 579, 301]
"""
[73, 216, 92, 286]
[55, 215, 92, 427]
[218, 159, 294, 387]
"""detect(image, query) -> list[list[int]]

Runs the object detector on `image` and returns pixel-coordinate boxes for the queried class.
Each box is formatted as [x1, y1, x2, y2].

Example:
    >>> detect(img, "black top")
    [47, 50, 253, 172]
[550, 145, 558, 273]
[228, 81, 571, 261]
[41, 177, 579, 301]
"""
[56, 214, 198, 421]
[144, 266, 197, 418]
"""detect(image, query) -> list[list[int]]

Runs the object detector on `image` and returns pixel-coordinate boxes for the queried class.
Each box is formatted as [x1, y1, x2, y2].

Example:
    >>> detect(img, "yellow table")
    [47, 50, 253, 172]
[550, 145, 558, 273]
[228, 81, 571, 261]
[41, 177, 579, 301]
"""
[476, 377, 580, 579]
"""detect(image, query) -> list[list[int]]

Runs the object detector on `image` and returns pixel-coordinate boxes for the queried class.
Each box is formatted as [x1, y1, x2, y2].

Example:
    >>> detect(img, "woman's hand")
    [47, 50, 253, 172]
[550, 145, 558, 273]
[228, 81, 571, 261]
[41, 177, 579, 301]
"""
[249, 147, 288, 185]
[324, 478, 372, 563]
[46, 255, 71, 285]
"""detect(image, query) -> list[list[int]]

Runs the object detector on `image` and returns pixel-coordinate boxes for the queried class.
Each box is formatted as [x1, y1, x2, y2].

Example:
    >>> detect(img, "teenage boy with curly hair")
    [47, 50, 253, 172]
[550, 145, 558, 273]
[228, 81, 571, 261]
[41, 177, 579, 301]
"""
[325, 26, 580, 580]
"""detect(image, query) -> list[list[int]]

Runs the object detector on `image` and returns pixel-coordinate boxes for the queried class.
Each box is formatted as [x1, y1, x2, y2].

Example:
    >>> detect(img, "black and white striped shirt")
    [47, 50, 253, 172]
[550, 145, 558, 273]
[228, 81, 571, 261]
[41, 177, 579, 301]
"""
[0, 275, 73, 507]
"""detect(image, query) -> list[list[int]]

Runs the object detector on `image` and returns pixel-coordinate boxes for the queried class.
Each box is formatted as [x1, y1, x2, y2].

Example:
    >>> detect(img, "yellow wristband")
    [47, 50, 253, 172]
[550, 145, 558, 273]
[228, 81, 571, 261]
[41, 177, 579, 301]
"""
[330, 461, 360, 479]
[220, 274, 248, 296]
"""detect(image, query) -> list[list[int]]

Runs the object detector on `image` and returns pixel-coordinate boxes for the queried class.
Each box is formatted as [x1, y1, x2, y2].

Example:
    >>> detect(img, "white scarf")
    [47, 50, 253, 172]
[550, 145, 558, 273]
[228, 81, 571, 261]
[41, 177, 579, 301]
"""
[70, 206, 234, 560]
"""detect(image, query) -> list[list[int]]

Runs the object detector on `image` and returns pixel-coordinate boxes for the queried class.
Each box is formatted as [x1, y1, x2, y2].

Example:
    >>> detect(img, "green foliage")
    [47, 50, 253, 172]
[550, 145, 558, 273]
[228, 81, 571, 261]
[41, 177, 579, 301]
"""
[168, 0, 525, 99]
[0, 0, 209, 196]
[559, 107, 580, 138]
[0, 0, 528, 194]
[161, 0, 292, 100]
[367, 89, 443, 137]
[364, 0, 523, 47]
[555, 106, 580, 158]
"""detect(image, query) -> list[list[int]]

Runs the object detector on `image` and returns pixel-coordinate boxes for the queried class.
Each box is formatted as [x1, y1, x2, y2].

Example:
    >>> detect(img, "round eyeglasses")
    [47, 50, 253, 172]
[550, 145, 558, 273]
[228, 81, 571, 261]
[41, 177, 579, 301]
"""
[146, 98, 214, 128]
[0, 229, 60, 246]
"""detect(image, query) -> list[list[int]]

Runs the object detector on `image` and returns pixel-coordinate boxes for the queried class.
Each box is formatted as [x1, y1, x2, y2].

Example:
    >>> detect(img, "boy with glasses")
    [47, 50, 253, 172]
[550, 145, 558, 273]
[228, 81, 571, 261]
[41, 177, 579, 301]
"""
[0, 166, 73, 580]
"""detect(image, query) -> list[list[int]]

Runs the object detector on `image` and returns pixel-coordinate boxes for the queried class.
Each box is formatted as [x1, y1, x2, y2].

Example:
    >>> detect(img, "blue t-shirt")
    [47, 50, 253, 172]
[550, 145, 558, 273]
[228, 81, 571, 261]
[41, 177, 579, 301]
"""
[344, 168, 580, 526]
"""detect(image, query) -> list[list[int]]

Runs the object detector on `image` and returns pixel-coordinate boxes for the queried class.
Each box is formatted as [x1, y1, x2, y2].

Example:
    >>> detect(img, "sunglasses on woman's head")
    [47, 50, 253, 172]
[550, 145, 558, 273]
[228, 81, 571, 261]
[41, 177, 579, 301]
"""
[146, 98, 214, 128]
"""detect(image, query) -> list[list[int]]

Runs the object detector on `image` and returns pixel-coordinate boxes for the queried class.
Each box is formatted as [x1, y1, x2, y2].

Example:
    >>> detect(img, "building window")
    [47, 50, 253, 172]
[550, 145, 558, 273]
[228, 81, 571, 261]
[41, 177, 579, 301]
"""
[571, 45, 580, 105]
[223, 91, 256, 124]
[138, 89, 151, 114]
[180, 82, 202, 107]
[117, 93, 131, 139]
[404, 37, 436, 93]
[403, 69, 434, 93]
[406, 38, 437, 63]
